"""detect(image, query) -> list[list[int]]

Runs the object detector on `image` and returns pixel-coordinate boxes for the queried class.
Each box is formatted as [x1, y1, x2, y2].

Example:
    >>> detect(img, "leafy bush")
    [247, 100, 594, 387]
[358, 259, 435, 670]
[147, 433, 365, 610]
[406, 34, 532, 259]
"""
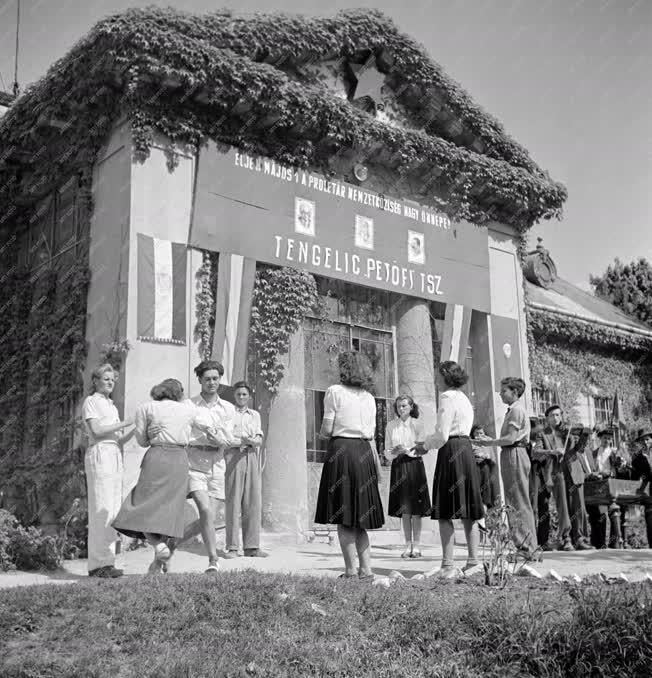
[0, 509, 62, 571]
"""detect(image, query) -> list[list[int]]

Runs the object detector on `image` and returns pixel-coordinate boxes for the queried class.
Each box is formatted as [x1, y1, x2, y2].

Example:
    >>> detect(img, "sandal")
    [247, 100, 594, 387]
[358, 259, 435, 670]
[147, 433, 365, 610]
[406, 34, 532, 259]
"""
[205, 563, 220, 575]
[358, 573, 374, 582]
[338, 573, 356, 579]
[411, 548, 422, 559]
[401, 547, 412, 559]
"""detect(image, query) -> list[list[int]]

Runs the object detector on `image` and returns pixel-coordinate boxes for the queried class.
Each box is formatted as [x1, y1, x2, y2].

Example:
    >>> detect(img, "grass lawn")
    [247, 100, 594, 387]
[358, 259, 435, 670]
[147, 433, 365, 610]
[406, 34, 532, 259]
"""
[1, 572, 650, 678]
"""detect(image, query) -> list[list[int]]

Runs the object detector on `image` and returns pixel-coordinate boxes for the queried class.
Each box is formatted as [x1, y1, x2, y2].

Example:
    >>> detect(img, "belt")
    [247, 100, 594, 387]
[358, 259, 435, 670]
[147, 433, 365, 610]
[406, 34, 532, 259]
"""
[502, 444, 528, 450]
[332, 436, 373, 441]
[449, 435, 469, 440]
[188, 445, 220, 453]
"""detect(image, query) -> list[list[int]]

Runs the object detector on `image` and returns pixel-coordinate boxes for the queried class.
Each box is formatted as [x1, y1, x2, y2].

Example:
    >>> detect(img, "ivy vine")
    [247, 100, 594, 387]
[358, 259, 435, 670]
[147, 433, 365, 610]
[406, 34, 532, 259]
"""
[529, 335, 652, 431]
[250, 266, 322, 393]
[0, 262, 90, 525]
[0, 7, 566, 243]
[194, 250, 219, 360]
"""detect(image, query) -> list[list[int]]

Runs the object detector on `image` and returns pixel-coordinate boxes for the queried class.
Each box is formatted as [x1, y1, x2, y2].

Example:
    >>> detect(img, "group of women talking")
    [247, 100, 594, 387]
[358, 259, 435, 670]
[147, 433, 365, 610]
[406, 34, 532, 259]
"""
[315, 351, 493, 580]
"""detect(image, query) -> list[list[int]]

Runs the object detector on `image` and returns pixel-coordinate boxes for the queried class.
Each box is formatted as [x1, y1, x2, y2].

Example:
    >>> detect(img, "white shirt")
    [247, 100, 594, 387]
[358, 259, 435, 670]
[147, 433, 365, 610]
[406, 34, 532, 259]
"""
[82, 393, 121, 446]
[425, 389, 474, 451]
[592, 446, 613, 474]
[186, 394, 237, 472]
[322, 384, 376, 439]
[384, 417, 423, 461]
[232, 407, 264, 447]
[134, 399, 210, 448]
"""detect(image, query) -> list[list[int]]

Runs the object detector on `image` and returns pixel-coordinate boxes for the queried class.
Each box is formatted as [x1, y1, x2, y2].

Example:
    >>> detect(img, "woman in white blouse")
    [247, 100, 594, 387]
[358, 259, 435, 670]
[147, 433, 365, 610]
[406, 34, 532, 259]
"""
[314, 351, 385, 580]
[82, 364, 134, 578]
[385, 395, 431, 559]
[113, 378, 231, 574]
[424, 361, 484, 578]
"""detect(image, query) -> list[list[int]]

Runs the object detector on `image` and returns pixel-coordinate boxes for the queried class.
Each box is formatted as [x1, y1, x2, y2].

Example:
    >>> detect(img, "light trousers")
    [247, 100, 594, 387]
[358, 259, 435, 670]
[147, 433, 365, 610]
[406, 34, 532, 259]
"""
[500, 447, 538, 554]
[85, 442, 123, 572]
[224, 447, 262, 551]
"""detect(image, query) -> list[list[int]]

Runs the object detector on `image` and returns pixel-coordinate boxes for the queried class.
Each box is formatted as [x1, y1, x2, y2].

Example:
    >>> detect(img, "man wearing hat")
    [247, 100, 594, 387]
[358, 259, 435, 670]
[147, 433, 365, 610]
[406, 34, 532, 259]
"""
[585, 427, 616, 549]
[631, 430, 652, 548]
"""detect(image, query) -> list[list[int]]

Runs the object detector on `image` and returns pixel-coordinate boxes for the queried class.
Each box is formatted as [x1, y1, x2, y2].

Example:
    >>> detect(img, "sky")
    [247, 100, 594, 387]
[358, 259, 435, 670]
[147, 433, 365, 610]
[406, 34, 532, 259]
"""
[1, 0, 650, 289]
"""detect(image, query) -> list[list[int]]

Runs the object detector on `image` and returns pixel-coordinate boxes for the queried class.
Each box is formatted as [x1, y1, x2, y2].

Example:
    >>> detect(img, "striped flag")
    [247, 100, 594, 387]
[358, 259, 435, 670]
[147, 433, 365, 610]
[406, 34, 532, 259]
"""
[137, 234, 187, 344]
[440, 304, 473, 364]
[211, 253, 257, 385]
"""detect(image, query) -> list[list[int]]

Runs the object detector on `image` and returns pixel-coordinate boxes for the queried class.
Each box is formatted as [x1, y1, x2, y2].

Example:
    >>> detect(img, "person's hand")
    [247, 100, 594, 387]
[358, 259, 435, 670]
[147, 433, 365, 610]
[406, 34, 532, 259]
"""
[411, 443, 427, 457]
[552, 448, 565, 459]
[149, 424, 164, 437]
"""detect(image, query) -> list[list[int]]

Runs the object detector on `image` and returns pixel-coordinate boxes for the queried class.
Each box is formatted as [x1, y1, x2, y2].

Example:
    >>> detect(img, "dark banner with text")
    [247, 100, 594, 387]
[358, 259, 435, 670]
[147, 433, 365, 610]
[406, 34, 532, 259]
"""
[190, 143, 491, 311]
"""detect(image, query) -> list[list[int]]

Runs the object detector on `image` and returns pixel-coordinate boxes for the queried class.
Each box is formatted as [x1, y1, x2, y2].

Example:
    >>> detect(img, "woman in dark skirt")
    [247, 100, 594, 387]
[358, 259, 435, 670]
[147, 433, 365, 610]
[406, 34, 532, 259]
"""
[422, 361, 484, 579]
[113, 378, 224, 575]
[314, 351, 385, 580]
[384, 395, 431, 559]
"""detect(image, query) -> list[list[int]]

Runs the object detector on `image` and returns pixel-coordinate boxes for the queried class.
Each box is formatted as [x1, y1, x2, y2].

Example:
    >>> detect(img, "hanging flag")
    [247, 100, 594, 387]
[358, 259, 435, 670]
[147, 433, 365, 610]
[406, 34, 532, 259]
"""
[137, 234, 187, 344]
[610, 390, 627, 443]
[211, 252, 256, 385]
[440, 304, 472, 364]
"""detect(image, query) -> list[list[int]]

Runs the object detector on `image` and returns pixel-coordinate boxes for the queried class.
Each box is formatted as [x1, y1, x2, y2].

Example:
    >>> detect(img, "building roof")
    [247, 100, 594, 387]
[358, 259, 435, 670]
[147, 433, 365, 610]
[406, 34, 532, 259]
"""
[0, 7, 565, 232]
[525, 239, 652, 352]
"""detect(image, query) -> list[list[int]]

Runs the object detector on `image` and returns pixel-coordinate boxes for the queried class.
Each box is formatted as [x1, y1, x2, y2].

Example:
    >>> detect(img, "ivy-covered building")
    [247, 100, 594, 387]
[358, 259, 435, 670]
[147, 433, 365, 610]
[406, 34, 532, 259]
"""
[526, 240, 652, 433]
[0, 8, 567, 533]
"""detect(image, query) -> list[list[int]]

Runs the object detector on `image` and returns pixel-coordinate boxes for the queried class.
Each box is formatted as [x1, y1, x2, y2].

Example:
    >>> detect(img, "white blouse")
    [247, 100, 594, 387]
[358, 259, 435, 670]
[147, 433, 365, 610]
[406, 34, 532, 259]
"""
[322, 384, 376, 439]
[134, 400, 214, 448]
[384, 417, 424, 461]
[425, 389, 474, 451]
[82, 393, 121, 446]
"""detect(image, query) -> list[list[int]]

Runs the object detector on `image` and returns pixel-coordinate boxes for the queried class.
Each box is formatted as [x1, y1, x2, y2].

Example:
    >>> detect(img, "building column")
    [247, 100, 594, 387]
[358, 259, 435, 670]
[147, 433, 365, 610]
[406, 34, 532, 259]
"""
[258, 325, 308, 539]
[394, 298, 438, 493]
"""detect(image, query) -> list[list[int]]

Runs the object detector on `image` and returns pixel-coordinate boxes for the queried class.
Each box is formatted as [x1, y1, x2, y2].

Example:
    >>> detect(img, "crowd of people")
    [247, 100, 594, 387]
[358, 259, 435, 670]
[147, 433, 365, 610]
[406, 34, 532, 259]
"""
[313, 351, 652, 580]
[82, 351, 652, 581]
[82, 360, 267, 578]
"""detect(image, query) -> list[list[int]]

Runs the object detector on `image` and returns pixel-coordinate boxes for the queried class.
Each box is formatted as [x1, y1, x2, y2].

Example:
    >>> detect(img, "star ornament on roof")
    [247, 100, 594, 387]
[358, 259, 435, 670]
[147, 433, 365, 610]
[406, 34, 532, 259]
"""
[346, 55, 386, 114]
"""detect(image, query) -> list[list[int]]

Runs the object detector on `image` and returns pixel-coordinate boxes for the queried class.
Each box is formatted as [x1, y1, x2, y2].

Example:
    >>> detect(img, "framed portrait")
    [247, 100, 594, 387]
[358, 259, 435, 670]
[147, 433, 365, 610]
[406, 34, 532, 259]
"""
[407, 230, 425, 265]
[354, 215, 374, 250]
[294, 197, 316, 236]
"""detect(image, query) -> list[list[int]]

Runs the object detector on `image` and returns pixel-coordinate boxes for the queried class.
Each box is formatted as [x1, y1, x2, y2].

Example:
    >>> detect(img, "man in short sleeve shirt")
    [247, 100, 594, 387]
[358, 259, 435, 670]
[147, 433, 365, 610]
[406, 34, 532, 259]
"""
[477, 377, 538, 558]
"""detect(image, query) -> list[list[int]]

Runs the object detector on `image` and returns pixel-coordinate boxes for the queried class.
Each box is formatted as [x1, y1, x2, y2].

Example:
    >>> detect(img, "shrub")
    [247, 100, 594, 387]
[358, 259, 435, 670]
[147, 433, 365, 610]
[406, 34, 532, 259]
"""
[0, 509, 62, 571]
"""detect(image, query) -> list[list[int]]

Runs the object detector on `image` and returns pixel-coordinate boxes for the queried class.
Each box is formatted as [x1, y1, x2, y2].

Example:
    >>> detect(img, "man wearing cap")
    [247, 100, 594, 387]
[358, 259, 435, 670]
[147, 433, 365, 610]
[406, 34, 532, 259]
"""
[585, 428, 616, 548]
[532, 405, 575, 551]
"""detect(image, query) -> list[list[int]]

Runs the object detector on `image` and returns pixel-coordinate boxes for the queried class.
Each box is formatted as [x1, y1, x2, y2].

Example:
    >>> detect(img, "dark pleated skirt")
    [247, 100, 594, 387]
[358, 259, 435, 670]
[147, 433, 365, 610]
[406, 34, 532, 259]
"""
[477, 459, 500, 508]
[431, 437, 484, 520]
[388, 455, 432, 517]
[314, 437, 385, 530]
[113, 444, 189, 540]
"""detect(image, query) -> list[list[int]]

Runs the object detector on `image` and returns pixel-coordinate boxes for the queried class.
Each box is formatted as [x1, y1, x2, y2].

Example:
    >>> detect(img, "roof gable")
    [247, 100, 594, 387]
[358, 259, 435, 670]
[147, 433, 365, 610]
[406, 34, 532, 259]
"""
[0, 7, 566, 231]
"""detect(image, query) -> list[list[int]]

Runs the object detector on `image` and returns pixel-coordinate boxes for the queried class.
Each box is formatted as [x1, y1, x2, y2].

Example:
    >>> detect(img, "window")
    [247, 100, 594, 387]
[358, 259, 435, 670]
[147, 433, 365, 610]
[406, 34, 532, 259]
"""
[593, 396, 611, 426]
[305, 280, 396, 463]
[532, 388, 555, 417]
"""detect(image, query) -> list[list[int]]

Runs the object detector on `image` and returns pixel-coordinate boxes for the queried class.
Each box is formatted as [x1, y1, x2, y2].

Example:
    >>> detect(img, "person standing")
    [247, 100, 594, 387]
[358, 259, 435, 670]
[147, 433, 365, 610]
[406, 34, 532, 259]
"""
[82, 364, 134, 578]
[530, 406, 574, 551]
[113, 378, 225, 575]
[470, 424, 499, 525]
[314, 351, 385, 580]
[424, 361, 483, 579]
[631, 431, 652, 548]
[223, 381, 268, 559]
[475, 377, 539, 562]
[184, 360, 238, 569]
[585, 428, 616, 549]
[384, 395, 431, 560]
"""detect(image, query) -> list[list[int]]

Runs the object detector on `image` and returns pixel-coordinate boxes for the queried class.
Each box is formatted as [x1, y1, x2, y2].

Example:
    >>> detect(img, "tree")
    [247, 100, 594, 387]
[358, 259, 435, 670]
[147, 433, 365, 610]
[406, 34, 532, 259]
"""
[590, 257, 652, 328]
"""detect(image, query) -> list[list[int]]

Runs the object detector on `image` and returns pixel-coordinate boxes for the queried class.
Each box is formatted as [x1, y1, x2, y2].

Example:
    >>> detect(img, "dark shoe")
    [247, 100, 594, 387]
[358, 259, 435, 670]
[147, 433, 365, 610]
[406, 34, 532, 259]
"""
[559, 542, 575, 552]
[244, 548, 269, 558]
[89, 565, 123, 578]
[223, 550, 239, 559]
[575, 542, 594, 551]
[541, 543, 555, 552]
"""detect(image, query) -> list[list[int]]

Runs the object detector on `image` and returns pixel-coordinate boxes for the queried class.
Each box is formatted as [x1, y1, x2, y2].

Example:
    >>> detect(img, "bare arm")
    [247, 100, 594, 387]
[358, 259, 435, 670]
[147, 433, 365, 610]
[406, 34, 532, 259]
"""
[86, 418, 133, 440]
